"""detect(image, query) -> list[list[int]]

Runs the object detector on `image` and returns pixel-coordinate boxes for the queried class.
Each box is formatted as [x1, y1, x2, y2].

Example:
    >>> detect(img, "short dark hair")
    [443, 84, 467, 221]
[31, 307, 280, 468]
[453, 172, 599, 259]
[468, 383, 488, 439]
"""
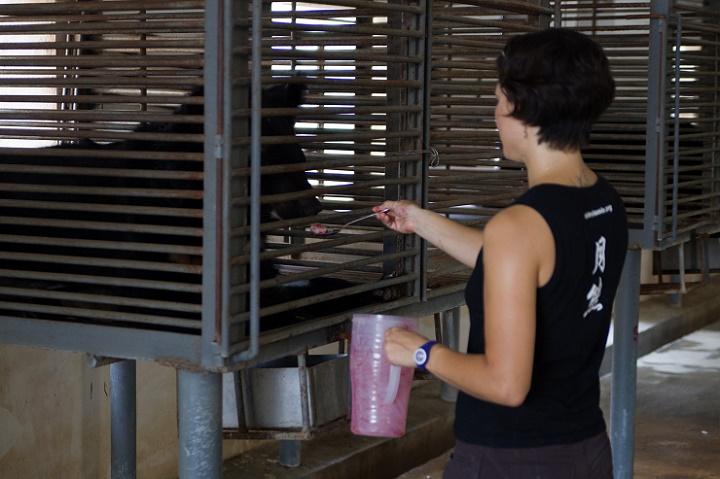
[496, 28, 615, 151]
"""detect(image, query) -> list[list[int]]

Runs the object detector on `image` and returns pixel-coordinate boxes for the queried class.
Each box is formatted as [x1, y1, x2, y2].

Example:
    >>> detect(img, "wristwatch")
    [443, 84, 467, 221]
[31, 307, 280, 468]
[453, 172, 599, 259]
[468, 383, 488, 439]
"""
[414, 340, 438, 371]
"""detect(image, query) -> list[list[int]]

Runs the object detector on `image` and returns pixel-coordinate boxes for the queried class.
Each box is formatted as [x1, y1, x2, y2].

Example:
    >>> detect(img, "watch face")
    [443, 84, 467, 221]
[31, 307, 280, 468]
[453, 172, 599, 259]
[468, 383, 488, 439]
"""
[414, 348, 427, 365]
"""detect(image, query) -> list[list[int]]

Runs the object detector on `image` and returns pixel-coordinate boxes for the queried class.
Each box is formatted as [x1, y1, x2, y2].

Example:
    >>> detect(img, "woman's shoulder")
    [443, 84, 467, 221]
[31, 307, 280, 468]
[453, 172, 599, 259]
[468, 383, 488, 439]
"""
[484, 203, 555, 284]
[486, 203, 552, 245]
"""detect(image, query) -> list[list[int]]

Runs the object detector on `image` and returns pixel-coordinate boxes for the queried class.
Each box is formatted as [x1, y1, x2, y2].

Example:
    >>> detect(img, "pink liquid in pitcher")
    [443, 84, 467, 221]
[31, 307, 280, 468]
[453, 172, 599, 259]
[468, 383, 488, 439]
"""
[350, 314, 418, 437]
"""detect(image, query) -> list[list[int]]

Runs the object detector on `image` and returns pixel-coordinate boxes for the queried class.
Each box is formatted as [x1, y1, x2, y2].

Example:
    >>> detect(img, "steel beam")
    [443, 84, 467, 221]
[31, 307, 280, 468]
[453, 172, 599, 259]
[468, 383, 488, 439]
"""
[177, 370, 222, 479]
[611, 248, 642, 479]
[111, 360, 137, 479]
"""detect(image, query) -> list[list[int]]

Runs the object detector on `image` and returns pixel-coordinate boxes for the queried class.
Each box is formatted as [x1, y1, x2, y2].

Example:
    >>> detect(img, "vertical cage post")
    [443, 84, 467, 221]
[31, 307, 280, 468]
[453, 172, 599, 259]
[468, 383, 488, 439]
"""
[201, 0, 228, 366]
[418, 0, 432, 301]
[645, 0, 671, 249]
[204, 0, 261, 364]
[610, 248, 642, 479]
[246, 0, 265, 360]
[110, 360, 137, 479]
[177, 370, 222, 479]
[279, 353, 310, 467]
[668, 12, 684, 246]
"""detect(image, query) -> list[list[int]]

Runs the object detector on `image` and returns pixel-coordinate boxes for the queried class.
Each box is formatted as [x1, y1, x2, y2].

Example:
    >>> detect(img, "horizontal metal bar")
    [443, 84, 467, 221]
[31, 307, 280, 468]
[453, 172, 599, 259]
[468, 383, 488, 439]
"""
[0, 234, 201, 255]
[0, 77, 205, 89]
[0, 110, 202, 125]
[0, 300, 200, 329]
[0, 215, 202, 237]
[0, 11, 204, 25]
[0, 314, 203, 366]
[0, 39, 203, 51]
[434, 0, 552, 14]
[0, 94, 203, 106]
[0, 0, 204, 15]
[233, 176, 419, 211]
[255, 0, 423, 15]
[0, 164, 202, 181]
[231, 271, 420, 324]
[235, 104, 423, 118]
[0, 127, 205, 144]
[434, 15, 538, 33]
[272, 257, 383, 274]
[0, 286, 201, 314]
[0, 199, 203, 219]
[238, 19, 425, 39]
[238, 47, 423, 65]
[0, 184, 203, 201]
[233, 248, 416, 293]
[0, 268, 201, 293]
[0, 250, 201, 275]
[0, 15, 203, 32]
[229, 322, 350, 368]
[0, 56, 203, 68]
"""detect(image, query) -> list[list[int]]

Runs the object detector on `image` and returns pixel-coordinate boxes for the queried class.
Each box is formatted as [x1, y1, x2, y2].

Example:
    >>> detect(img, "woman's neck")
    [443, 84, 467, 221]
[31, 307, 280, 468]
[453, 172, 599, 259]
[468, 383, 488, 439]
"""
[523, 143, 595, 189]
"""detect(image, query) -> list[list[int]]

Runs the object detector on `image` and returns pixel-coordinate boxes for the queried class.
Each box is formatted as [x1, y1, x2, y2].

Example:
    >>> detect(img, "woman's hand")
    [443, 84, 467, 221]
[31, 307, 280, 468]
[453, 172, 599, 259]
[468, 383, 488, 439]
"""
[374, 201, 420, 234]
[375, 199, 485, 269]
[384, 327, 429, 368]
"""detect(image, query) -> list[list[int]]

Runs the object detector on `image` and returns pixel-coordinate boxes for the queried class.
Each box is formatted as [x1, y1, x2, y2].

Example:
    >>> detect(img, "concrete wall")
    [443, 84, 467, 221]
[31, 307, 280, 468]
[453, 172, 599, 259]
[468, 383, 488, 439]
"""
[0, 345, 257, 479]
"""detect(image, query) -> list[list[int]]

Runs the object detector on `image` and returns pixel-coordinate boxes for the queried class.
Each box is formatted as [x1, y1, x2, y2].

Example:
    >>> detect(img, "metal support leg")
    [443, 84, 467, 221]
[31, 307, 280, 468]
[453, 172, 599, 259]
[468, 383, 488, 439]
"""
[440, 307, 460, 402]
[670, 245, 685, 306]
[669, 273, 683, 307]
[279, 354, 308, 467]
[611, 248, 641, 479]
[111, 360, 137, 479]
[280, 440, 301, 467]
[177, 370, 222, 479]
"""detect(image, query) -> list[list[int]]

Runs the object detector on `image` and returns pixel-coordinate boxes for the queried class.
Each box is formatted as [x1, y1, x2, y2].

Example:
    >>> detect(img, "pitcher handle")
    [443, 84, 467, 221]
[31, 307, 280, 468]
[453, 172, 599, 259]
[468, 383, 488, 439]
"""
[384, 364, 401, 404]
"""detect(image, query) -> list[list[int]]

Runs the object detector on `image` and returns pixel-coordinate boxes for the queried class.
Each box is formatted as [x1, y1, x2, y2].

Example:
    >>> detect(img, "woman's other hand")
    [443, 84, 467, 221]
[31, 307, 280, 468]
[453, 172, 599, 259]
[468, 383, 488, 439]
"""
[384, 326, 429, 368]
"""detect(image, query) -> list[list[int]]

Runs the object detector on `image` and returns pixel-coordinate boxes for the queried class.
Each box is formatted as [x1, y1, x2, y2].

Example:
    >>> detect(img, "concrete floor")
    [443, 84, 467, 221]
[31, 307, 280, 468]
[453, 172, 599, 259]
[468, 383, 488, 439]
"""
[395, 320, 720, 479]
[224, 279, 720, 479]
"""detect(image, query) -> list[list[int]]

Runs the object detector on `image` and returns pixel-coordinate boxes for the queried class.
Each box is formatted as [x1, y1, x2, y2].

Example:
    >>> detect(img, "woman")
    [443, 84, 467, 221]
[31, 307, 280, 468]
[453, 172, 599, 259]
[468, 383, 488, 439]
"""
[374, 28, 628, 479]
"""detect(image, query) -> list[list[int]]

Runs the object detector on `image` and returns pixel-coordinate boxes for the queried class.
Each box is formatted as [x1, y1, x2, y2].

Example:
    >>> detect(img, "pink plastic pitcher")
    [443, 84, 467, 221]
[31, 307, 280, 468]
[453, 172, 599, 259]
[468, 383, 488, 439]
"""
[350, 314, 419, 437]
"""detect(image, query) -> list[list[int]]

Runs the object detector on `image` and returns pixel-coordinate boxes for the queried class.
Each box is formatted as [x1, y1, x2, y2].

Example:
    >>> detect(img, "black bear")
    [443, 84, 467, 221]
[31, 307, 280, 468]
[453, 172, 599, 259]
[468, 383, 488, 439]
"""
[0, 83, 389, 331]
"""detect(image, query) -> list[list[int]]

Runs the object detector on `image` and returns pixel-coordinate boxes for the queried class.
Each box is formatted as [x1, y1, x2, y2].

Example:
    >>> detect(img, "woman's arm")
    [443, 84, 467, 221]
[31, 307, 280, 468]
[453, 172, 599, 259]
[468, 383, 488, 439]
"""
[374, 201, 484, 268]
[383, 205, 553, 406]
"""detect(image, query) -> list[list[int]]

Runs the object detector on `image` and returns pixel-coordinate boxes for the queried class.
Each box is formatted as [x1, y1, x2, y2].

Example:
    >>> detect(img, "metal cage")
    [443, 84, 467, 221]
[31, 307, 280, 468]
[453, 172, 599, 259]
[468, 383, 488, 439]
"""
[562, 0, 720, 249]
[0, 0, 432, 371]
[2, 1, 720, 477]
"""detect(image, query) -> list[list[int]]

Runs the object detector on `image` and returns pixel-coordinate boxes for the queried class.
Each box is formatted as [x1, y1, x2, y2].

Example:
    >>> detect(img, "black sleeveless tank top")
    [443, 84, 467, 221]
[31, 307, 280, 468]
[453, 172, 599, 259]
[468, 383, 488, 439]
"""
[455, 175, 628, 447]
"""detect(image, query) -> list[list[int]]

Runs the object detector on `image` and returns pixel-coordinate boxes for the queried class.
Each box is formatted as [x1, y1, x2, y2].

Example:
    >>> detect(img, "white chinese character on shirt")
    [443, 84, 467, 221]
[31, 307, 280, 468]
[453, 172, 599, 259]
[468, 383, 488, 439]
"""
[584, 277, 604, 318]
[585, 236, 607, 318]
[592, 236, 606, 275]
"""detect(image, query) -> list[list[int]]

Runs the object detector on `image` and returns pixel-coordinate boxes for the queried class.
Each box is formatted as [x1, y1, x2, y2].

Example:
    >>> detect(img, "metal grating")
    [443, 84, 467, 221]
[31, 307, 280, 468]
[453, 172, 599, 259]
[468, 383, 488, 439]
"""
[425, 1, 552, 290]
[224, 0, 430, 362]
[558, 0, 720, 249]
[0, 1, 208, 335]
[658, 0, 720, 247]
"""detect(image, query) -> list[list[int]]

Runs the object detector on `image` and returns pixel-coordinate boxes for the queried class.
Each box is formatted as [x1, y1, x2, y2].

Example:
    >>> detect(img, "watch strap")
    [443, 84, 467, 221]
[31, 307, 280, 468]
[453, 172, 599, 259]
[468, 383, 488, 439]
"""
[414, 340, 438, 371]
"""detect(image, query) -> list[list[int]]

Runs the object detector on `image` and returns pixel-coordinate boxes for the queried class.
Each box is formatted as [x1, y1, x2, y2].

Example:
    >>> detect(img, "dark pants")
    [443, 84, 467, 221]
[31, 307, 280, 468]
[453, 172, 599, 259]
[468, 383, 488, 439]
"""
[443, 432, 614, 479]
